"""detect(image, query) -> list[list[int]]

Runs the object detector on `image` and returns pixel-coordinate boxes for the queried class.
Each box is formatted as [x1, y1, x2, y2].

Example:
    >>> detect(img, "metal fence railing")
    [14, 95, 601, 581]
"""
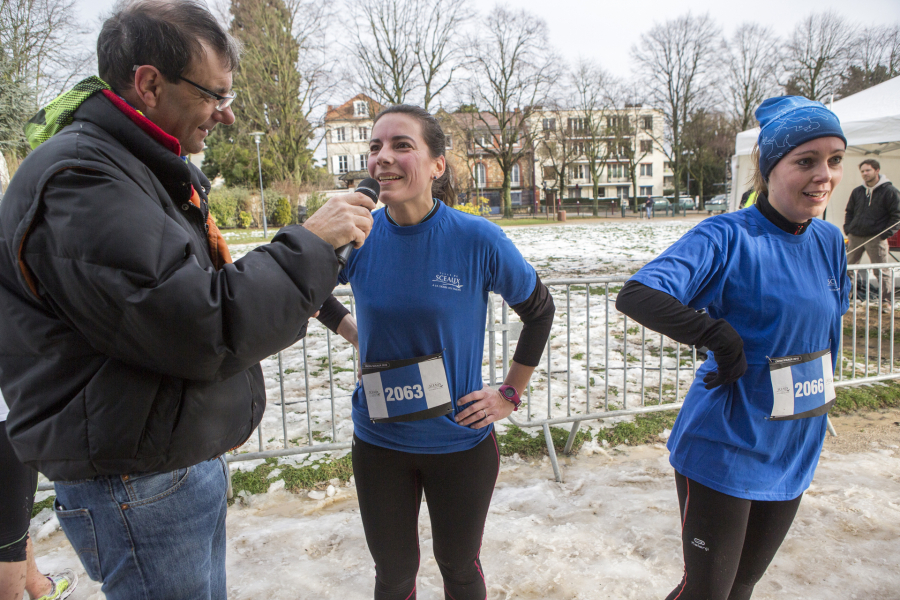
[36, 265, 900, 493]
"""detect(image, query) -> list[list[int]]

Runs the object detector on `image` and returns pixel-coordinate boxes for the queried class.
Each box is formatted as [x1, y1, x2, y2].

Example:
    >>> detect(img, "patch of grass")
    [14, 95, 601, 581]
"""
[626, 327, 639, 335]
[832, 380, 900, 414]
[595, 410, 679, 447]
[31, 496, 55, 518]
[229, 454, 355, 503]
[573, 352, 584, 360]
[496, 424, 591, 457]
[284, 368, 298, 375]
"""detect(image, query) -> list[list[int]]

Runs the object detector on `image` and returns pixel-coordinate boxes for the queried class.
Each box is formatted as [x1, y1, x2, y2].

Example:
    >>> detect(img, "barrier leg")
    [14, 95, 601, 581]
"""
[564, 420, 582, 455]
[826, 416, 837, 437]
[543, 423, 563, 483]
[226, 461, 234, 500]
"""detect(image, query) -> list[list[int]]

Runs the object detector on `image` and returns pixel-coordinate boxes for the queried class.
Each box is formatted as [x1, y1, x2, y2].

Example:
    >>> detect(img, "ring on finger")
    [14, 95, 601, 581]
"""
[482, 409, 487, 419]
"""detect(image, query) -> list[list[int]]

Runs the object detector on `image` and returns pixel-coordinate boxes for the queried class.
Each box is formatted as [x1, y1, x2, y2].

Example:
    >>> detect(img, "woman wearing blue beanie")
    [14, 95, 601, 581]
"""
[616, 96, 849, 600]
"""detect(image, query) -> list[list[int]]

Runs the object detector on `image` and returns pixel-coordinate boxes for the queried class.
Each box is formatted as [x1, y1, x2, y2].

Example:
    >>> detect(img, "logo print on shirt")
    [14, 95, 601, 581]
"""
[432, 272, 463, 291]
[827, 277, 840, 292]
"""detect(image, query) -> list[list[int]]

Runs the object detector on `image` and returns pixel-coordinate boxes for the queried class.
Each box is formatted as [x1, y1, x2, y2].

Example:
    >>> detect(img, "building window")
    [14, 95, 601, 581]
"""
[569, 164, 588, 181]
[353, 101, 368, 117]
[334, 128, 345, 142]
[607, 115, 629, 129]
[640, 163, 653, 177]
[617, 186, 629, 199]
[640, 139, 653, 154]
[567, 117, 585, 133]
[542, 118, 556, 131]
[338, 155, 349, 173]
[609, 163, 626, 179]
[474, 163, 486, 186]
[359, 154, 368, 170]
[511, 163, 520, 186]
[640, 185, 653, 196]
[358, 127, 368, 141]
[641, 115, 652, 130]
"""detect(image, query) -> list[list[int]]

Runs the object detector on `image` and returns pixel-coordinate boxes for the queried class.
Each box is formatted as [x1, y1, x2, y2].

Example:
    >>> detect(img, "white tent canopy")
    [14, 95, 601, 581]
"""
[731, 76, 900, 229]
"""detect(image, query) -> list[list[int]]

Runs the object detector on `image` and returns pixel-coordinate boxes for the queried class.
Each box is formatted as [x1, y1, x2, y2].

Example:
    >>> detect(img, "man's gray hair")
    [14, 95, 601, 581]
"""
[98, 0, 241, 94]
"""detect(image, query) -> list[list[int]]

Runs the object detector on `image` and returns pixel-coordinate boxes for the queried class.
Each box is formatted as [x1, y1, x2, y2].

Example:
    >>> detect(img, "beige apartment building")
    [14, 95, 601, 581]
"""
[324, 95, 670, 208]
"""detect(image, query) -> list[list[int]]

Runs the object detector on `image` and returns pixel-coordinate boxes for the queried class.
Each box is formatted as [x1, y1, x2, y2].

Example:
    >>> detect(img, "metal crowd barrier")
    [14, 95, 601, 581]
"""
[35, 265, 900, 493]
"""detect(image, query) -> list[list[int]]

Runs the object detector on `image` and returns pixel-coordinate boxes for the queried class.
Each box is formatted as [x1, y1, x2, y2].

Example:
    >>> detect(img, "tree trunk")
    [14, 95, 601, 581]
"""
[591, 163, 599, 217]
[502, 169, 513, 219]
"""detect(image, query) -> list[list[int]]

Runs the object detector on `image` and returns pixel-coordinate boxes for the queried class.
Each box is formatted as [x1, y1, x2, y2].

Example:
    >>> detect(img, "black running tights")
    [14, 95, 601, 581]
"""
[0, 421, 37, 562]
[352, 432, 500, 600]
[665, 471, 803, 600]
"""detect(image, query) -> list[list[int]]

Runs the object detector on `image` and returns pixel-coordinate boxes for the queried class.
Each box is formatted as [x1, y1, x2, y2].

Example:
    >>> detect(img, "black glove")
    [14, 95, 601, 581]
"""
[698, 319, 747, 390]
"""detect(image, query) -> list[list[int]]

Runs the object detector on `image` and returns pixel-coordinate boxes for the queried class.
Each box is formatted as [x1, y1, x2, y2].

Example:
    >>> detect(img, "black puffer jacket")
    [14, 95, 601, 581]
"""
[843, 176, 900, 239]
[0, 93, 339, 480]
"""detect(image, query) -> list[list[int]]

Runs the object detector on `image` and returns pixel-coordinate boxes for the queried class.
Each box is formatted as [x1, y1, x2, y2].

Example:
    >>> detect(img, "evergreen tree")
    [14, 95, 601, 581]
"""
[203, 0, 317, 187]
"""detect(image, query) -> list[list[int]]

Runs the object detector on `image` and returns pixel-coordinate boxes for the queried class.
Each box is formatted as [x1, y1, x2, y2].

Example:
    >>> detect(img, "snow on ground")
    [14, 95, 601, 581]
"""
[31, 441, 900, 599]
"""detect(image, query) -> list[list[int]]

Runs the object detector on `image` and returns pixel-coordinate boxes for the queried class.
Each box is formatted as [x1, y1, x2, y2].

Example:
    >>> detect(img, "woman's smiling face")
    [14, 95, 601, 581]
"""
[767, 136, 845, 223]
[368, 113, 444, 207]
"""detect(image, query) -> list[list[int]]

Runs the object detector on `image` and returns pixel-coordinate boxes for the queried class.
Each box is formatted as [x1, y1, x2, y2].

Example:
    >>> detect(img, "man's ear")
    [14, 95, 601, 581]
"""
[133, 65, 164, 110]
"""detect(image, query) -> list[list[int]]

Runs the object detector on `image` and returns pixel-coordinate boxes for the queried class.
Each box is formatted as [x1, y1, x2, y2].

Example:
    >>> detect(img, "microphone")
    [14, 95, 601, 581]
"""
[336, 178, 380, 266]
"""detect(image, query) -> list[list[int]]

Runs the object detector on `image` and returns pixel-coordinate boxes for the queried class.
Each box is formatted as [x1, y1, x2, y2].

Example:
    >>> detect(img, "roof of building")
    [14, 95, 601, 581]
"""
[325, 94, 383, 122]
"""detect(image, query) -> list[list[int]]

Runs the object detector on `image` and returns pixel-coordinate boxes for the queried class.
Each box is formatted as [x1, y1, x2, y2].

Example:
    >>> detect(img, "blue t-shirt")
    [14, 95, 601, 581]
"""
[631, 207, 849, 500]
[339, 201, 536, 453]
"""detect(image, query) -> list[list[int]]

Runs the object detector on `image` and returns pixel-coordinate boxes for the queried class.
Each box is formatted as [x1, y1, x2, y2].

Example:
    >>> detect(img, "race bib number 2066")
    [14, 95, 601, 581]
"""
[768, 349, 836, 421]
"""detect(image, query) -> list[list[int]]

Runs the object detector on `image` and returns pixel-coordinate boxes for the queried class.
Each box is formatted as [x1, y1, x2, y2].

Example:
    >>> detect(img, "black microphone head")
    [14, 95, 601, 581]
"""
[356, 178, 380, 202]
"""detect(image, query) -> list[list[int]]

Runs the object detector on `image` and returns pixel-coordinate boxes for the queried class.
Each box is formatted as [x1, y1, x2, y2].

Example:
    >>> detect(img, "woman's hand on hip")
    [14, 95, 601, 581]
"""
[454, 384, 515, 429]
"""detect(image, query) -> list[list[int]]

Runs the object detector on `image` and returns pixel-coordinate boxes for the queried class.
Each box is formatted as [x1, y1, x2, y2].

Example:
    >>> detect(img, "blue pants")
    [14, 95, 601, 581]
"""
[54, 457, 228, 600]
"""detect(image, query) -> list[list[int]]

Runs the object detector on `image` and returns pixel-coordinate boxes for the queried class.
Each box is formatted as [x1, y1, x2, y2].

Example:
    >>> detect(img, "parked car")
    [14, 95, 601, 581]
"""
[706, 194, 728, 214]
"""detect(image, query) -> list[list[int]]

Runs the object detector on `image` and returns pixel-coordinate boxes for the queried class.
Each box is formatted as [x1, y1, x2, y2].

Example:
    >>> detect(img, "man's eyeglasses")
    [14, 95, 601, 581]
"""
[178, 76, 236, 111]
[132, 65, 236, 111]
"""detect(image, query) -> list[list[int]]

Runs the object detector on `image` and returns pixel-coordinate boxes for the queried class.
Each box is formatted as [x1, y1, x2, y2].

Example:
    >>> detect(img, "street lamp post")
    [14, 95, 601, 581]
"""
[250, 131, 268, 238]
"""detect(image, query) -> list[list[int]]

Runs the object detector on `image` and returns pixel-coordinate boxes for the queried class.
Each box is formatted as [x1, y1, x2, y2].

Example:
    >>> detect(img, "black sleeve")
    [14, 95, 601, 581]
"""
[509, 275, 555, 367]
[844, 192, 855, 235]
[316, 295, 350, 333]
[614, 280, 742, 356]
[883, 187, 900, 239]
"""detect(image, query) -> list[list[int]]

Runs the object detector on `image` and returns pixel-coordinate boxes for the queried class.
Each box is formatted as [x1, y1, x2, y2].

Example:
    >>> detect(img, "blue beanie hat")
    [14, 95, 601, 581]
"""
[756, 96, 846, 179]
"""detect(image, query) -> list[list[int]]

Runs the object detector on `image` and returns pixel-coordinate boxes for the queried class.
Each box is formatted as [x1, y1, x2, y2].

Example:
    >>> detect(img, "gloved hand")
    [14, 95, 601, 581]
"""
[702, 347, 747, 389]
[700, 319, 747, 390]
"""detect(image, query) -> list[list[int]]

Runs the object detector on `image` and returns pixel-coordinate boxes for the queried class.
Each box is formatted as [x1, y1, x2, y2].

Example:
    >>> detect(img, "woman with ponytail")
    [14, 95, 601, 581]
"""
[337, 104, 554, 600]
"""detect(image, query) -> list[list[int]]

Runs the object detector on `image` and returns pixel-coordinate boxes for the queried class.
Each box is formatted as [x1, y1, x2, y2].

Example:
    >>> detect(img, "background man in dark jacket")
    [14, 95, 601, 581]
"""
[0, 1, 374, 598]
[844, 158, 900, 313]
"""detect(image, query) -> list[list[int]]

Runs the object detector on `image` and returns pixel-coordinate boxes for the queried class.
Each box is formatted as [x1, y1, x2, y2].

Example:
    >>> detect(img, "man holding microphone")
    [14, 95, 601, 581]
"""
[0, 1, 373, 598]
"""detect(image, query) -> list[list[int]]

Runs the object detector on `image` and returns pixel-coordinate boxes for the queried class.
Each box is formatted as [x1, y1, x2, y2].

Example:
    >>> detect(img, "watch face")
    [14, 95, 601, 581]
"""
[503, 387, 515, 398]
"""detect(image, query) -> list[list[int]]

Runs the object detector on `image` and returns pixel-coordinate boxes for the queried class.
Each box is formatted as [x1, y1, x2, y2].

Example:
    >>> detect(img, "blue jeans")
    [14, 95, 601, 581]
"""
[54, 457, 228, 600]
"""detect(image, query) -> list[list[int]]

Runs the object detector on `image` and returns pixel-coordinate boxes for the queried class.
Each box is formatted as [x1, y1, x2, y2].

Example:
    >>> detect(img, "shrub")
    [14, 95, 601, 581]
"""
[208, 186, 252, 228]
[238, 211, 252, 228]
[272, 196, 292, 226]
[305, 191, 327, 217]
[453, 196, 491, 217]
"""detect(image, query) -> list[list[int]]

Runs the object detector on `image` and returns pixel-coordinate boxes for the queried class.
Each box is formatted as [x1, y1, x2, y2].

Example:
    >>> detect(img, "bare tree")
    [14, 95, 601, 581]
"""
[0, 0, 92, 106]
[463, 6, 556, 218]
[782, 11, 853, 102]
[632, 12, 721, 203]
[413, 0, 469, 110]
[346, 0, 418, 105]
[346, 0, 468, 109]
[535, 102, 582, 211]
[571, 59, 617, 215]
[723, 23, 780, 132]
[838, 24, 900, 97]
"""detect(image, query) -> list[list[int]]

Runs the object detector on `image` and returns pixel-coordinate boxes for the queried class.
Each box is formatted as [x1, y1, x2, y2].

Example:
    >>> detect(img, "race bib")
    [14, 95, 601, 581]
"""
[361, 351, 452, 423]
[768, 349, 836, 420]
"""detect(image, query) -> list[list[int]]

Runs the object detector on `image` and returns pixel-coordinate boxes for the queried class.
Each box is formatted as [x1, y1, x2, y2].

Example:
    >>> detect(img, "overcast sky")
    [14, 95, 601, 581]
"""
[77, 0, 900, 81]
